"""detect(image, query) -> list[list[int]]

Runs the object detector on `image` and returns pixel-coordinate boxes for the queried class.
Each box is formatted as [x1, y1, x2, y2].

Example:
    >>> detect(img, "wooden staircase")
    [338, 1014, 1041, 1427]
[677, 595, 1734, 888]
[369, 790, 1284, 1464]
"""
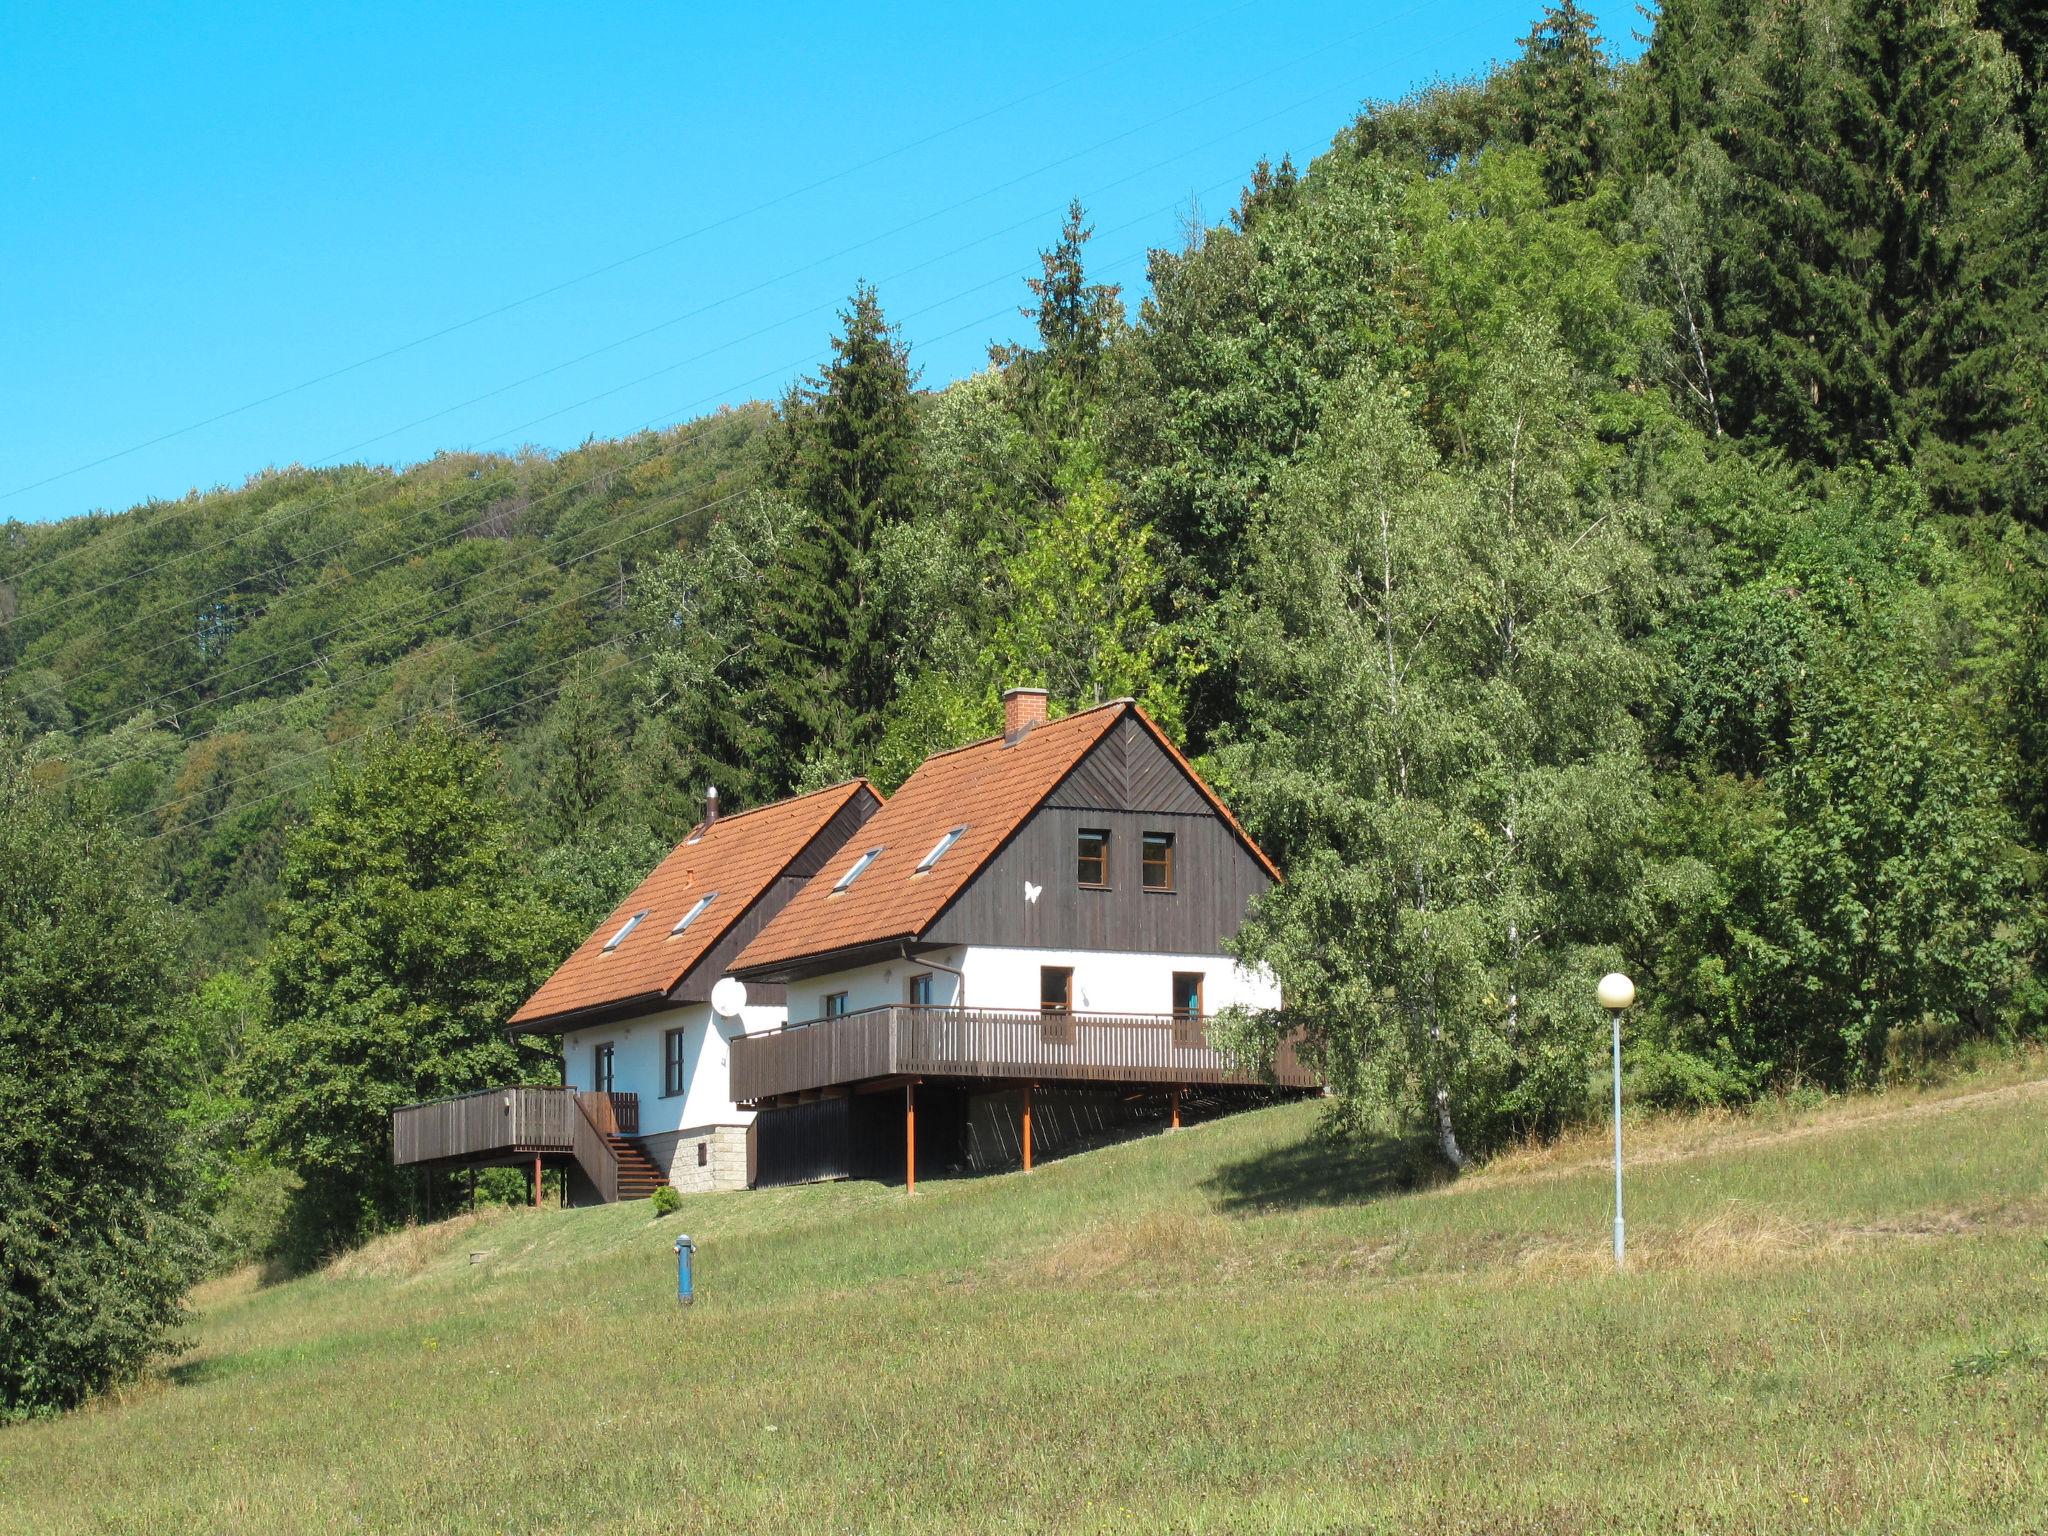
[609, 1136, 668, 1201]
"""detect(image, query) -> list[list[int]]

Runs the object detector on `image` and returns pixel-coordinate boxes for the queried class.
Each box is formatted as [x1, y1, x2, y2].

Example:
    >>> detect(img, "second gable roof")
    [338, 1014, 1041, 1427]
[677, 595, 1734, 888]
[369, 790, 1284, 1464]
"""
[509, 778, 880, 1031]
[731, 700, 1278, 977]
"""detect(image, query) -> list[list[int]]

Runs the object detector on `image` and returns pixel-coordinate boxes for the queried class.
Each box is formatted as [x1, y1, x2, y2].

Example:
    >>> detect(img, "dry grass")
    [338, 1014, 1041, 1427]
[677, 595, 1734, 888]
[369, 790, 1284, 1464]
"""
[4, 1054, 2046, 1534]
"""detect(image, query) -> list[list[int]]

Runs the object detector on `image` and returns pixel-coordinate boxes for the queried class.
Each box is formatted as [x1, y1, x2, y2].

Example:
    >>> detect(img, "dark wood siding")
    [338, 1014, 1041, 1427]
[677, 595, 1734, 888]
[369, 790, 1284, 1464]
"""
[671, 790, 880, 1003]
[928, 783, 1269, 957]
[1044, 713, 1208, 816]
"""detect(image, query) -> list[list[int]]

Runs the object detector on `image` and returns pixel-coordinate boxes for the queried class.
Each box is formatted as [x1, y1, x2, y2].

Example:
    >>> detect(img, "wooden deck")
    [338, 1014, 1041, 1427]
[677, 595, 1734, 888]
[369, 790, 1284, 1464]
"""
[731, 1006, 1316, 1104]
[389, 1087, 638, 1204]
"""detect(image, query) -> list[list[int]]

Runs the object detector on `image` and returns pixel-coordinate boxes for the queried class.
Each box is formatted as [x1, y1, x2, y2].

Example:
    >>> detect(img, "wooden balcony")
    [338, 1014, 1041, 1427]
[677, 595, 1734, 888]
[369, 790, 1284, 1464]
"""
[390, 1087, 638, 1204]
[731, 1005, 1316, 1105]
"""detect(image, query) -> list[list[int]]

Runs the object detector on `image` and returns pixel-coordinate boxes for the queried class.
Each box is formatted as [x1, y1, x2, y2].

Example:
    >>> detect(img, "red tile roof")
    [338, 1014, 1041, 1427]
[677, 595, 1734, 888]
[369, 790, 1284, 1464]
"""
[733, 700, 1278, 975]
[508, 779, 879, 1031]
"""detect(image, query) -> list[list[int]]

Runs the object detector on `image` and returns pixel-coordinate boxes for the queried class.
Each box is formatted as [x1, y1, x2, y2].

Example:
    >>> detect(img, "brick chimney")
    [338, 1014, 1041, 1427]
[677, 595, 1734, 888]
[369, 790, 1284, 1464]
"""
[1001, 687, 1049, 744]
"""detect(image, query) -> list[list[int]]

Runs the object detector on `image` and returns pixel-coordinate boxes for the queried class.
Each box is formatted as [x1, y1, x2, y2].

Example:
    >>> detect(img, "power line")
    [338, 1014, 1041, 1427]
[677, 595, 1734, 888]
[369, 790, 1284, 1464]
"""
[1, 0, 1473, 596]
[63, 480, 750, 748]
[61, 248, 1174, 807]
[17, 2, 1523, 798]
[138, 634, 652, 841]
[7, 142, 1231, 662]
[0, 0, 1268, 506]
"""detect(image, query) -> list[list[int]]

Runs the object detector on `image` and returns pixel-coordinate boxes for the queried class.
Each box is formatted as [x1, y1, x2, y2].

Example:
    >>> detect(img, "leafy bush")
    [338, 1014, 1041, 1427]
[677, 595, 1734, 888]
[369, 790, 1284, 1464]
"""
[0, 740, 206, 1418]
[648, 1185, 682, 1217]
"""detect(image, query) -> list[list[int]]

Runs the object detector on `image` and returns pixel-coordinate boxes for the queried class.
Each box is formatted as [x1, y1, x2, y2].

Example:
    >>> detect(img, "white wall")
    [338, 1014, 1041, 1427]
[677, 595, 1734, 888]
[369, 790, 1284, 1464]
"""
[562, 998, 784, 1134]
[783, 946, 1278, 1023]
[785, 954, 963, 1024]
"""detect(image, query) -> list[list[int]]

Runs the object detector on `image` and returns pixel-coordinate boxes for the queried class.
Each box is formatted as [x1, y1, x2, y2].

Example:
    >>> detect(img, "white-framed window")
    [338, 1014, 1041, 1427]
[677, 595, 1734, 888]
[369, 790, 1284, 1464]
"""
[602, 910, 650, 952]
[670, 892, 718, 935]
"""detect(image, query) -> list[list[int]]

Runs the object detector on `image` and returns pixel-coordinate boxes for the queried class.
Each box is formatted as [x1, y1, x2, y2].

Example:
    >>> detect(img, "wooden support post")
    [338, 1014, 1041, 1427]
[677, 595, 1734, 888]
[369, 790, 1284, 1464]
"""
[532, 1155, 542, 1209]
[905, 1081, 917, 1195]
[1170, 1086, 1182, 1130]
[1022, 1083, 1034, 1173]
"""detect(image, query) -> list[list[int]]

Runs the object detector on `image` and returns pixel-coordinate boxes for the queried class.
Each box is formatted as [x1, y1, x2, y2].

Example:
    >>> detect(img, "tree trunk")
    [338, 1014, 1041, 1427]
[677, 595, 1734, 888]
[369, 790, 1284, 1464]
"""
[1435, 1087, 1467, 1171]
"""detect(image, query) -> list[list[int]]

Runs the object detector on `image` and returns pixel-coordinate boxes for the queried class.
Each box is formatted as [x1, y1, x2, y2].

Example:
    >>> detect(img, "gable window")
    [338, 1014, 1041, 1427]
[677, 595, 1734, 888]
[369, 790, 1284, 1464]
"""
[1172, 972, 1204, 1047]
[1142, 832, 1176, 892]
[593, 1042, 615, 1095]
[916, 825, 968, 873]
[1040, 966, 1075, 1043]
[1077, 828, 1110, 888]
[602, 910, 650, 952]
[833, 847, 883, 893]
[663, 1027, 687, 1096]
[823, 991, 850, 1019]
[908, 972, 934, 1007]
[670, 892, 717, 936]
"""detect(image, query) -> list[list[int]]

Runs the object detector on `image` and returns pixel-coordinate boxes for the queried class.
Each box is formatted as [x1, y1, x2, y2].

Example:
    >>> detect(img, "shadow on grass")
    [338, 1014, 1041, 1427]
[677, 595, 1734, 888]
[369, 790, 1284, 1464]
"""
[1203, 1128, 1443, 1213]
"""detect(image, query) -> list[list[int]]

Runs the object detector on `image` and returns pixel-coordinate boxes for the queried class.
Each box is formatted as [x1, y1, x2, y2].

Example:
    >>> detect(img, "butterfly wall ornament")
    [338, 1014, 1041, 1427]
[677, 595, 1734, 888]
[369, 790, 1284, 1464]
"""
[1024, 880, 1043, 904]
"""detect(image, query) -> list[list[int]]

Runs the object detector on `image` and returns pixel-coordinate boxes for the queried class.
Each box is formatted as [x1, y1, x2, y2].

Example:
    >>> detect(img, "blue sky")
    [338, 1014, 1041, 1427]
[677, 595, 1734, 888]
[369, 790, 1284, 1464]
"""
[2, 2, 1643, 524]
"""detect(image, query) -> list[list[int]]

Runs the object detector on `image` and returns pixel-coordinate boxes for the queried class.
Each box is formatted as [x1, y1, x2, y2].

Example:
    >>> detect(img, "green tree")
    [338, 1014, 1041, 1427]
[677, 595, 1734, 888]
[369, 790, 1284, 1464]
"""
[1508, 0, 1614, 201]
[243, 718, 566, 1261]
[1647, 475, 2031, 1093]
[993, 198, 1127, 421]
[0, 734, 205, 1418]
[1221, 337, 1657, 1167]
[763, 283, 922, 776]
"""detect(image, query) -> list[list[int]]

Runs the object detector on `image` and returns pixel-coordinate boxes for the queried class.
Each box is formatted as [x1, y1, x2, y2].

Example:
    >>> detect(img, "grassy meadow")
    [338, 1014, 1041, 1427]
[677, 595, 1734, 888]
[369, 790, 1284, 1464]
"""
[6, 1062, 2047, 1534]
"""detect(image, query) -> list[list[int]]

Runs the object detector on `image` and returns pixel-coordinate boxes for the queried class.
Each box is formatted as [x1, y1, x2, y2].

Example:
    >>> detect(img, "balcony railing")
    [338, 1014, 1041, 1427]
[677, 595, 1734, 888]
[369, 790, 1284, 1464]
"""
[730, 1005, 1316, 1103]
[390, 1087, 636, 1172]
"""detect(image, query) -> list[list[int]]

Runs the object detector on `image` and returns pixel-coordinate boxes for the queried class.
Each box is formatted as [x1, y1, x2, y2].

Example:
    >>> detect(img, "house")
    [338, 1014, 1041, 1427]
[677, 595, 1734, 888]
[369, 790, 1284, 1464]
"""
[727, 688, 1316, 1189]
[390, 779, 881, 1203]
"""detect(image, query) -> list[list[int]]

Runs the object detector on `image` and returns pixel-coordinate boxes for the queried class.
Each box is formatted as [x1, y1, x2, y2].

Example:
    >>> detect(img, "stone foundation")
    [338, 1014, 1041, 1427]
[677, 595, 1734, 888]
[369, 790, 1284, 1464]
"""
[640, 1123, 752, 1193]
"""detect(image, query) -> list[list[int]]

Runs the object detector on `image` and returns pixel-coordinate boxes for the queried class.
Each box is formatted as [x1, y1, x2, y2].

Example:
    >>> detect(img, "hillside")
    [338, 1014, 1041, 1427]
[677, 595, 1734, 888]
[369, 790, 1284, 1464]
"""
[5, 1067, 2044, 1533]
[3, 0, 2044, 1429]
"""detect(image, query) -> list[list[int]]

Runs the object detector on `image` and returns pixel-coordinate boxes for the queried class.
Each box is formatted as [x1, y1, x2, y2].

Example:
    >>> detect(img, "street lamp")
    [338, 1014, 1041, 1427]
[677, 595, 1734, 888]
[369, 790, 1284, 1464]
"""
[1598, 971, 1635, 1269]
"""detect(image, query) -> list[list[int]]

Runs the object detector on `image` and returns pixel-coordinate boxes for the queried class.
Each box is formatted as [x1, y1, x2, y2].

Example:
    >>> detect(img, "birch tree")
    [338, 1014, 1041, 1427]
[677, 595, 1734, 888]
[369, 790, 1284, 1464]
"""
[1220, 326, 1656, 1163]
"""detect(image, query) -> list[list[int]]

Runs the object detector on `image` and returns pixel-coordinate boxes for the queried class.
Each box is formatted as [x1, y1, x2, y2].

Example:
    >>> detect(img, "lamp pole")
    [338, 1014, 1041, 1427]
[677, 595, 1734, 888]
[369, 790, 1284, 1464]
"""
[1597, 971, 1636, 1269]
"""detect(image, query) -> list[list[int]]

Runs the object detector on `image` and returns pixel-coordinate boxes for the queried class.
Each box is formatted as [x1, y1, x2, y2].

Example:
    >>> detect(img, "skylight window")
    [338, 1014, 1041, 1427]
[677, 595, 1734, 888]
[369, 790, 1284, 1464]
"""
[833, 847, 884, 893]
[916, 826, 968, 874]
[670, 892, 718, 936]
[602, 910, 650, 952]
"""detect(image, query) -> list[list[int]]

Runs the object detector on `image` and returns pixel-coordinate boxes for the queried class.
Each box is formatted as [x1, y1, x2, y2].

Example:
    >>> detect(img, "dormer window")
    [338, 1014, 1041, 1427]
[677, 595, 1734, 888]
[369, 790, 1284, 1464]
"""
[833, 847, 883, 893]
[916, 826, 967, 874]
[602, 910, 650, 952]
[670, 892, 718, 935]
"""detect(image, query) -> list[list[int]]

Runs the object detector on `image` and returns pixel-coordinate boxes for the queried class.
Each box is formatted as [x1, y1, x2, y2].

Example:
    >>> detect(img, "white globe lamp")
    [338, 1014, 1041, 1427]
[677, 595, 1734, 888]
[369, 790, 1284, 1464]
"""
[1598, 970, 1636, 1269]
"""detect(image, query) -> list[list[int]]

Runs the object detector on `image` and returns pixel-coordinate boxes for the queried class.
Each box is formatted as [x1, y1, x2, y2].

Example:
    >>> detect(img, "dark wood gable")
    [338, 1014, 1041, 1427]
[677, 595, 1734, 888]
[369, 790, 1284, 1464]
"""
[1044, 712, 1208, 816]
[666, 788, 880, 1007]
[926, 715, 1272, 955]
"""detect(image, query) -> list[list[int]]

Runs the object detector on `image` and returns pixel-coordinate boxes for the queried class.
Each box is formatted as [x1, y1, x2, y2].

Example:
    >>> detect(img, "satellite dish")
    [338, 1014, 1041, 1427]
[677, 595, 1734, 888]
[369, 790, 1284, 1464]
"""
[710, 976, 749, 1018]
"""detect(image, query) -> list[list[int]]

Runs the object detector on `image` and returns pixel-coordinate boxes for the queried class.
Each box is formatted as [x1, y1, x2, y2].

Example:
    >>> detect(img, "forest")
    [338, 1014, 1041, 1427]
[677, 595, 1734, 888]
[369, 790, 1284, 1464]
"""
[3, 0, 2044, 1417]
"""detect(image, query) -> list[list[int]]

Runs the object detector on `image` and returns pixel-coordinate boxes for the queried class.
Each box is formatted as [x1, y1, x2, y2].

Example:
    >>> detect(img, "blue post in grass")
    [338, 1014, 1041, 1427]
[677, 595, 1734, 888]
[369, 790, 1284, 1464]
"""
[674, 1233, 695, 1305]
[1597, 972, 1637, 1269]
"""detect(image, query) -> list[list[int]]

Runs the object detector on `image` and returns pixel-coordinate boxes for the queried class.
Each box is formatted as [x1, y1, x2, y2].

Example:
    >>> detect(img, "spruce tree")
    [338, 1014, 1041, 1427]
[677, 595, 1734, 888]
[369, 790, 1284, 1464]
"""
[761, 284, 920, 776]
[1019, 199, 1126, 390]
[1712, 0, 1879, 462]
[1509, 0, 1613, 201]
